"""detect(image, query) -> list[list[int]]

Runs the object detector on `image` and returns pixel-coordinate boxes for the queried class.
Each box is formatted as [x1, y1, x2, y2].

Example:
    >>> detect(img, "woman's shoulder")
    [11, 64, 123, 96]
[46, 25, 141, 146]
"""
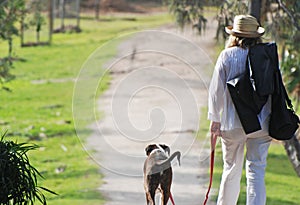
[219, 46, 248, 59]
[223, 46, 247, 54]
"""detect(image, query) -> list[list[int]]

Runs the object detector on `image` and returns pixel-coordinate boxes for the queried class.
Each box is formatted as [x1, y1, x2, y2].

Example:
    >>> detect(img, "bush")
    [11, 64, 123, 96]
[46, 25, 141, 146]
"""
[0, 133, 56, 205]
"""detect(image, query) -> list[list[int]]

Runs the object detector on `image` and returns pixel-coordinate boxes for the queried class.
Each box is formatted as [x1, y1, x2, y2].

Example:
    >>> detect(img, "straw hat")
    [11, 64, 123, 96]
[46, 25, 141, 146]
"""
[225, 15, 265, 38]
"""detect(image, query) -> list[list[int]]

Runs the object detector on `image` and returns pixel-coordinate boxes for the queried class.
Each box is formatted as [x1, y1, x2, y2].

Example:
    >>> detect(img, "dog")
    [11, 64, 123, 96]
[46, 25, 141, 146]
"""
[143, 144, 181, 205]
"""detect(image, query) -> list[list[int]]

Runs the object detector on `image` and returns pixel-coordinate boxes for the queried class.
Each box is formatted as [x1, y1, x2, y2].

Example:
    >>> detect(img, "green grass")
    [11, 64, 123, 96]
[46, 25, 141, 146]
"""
[198, 107, 300, 204]
[28, 136, 105, 205]
[0, 13, 172, 205]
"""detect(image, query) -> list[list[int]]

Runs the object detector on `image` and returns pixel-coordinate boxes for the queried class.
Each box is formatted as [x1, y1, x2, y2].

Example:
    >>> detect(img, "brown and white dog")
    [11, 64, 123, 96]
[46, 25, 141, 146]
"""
[143, 144, 181, 205]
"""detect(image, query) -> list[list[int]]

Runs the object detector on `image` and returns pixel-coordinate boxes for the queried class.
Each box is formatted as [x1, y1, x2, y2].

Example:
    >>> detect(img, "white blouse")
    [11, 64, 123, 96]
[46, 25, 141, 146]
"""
[208, 46, 271, 131]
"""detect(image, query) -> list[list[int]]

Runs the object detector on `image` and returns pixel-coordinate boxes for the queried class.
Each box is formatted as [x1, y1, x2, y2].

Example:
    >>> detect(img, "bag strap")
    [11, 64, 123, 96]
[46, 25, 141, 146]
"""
[275, 65, 294, 110]
[280, 75, 294, 110]
[262, 42, 294, 110]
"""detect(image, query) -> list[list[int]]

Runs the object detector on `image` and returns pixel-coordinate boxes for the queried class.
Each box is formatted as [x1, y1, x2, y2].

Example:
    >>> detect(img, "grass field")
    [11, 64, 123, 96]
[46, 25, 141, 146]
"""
[198, 107, 300, 205]
[0, 13, 172, 205]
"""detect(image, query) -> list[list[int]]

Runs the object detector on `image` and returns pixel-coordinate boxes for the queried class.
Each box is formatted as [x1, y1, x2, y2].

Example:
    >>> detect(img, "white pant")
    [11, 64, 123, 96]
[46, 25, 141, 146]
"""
[217, 124, 272, 205]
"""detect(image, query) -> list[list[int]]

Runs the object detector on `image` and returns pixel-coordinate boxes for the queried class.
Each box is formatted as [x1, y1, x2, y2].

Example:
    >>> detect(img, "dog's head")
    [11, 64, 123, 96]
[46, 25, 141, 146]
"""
[145, 144, 170, 156]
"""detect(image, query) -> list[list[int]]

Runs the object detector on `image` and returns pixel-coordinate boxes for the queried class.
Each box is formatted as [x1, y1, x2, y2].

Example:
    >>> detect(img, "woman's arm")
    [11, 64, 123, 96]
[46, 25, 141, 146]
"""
[208, 51, 227, 125]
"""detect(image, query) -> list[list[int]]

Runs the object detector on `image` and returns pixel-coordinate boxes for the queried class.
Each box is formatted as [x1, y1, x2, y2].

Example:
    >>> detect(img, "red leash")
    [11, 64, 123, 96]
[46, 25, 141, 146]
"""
[203, 135, 217, 205]
[169, 192, 175, 205]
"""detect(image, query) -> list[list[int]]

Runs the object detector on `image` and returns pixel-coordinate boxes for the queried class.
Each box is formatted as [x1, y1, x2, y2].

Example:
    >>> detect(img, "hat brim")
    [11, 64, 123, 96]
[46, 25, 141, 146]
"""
[225, 25, 265, 38]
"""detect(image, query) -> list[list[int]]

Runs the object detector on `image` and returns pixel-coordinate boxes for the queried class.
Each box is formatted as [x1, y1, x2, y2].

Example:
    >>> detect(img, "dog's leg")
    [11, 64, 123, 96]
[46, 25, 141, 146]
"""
[145, 186, 156, 205]
[159, 184, 171, 205]
[160, 168, 172, 205]
[148, 189, 156, 205]
[145, 192, 150, 205]
[146, 174, 159, 205]
[146, 191, 155, 205]
[161, 189, 170, 205]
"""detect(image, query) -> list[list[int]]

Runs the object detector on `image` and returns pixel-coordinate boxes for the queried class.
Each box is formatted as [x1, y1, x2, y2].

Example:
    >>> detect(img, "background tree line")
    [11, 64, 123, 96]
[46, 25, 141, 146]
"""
[0, 0, 100, 89]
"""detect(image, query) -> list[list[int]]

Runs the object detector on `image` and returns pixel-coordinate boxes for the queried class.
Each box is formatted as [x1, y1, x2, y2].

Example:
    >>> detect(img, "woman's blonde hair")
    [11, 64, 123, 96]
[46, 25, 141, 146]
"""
[226, 35, 262, 49]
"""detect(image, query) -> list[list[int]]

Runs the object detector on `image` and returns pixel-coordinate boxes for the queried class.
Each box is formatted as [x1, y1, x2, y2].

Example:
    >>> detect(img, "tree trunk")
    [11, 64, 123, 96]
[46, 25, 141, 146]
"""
[260, 0, 268, 24]
[48, 0, 53, 44]
[76, 0, 81, 29]
[8, 37, 12, 58]
[95, 0, 100, 20]
[37, 31, 40, 44]
[20, 15, 25, 47]
[249, 0, 262, 23]
[53, 0, 57, 18]
[284, 133, 300, 177]
[59, 0, 65, 31]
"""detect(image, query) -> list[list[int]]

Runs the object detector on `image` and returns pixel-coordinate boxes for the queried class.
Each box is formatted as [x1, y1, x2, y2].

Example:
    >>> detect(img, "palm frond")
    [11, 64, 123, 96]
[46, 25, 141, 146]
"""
[0, 133, 56, 205]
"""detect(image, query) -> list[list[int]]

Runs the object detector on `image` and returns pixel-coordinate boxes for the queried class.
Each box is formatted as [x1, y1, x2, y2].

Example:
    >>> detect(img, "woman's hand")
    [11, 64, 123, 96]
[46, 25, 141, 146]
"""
[210, 121, 221, 137]
[210, 121, 221, 149]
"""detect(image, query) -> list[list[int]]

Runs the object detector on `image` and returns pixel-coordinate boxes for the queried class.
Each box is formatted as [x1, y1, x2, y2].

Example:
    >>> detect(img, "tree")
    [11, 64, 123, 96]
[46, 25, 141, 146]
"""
[0, 0, 26, 90]
[53, 0, 81, 33]
[272, 0, 300, 103]
[75, 0, 81, 29]
[95, 0, 101, 20]
[164, 0, 207, 32]
[249, 0, 262, 20]
[59, 0, 65, 31]
[28, 0, 46, 44]
[284, 132, 300, 177]
[48, 0, 54, 44]
[214, 0, 248, 41]
[0, 0, 26, 57]
[19, 3, 27, 47]
[0, 58, 15, 91]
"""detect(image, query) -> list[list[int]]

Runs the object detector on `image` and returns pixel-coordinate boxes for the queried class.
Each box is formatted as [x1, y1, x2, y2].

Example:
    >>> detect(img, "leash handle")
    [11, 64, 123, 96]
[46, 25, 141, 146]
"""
[203, 134, 217, 205]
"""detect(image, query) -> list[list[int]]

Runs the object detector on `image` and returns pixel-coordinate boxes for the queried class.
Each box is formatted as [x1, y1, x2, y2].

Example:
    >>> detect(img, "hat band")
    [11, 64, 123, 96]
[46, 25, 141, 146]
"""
[233, 23, 259, 32]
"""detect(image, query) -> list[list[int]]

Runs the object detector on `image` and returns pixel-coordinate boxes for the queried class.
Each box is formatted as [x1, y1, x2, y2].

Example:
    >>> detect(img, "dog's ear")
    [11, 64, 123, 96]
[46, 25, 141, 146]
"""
[159, 144, 170, 156]
[145, 144, 157, 156]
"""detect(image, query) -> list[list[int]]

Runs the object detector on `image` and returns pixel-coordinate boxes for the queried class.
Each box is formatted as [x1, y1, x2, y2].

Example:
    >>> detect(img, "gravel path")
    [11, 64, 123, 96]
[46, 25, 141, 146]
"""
[86, 16, 218, 205]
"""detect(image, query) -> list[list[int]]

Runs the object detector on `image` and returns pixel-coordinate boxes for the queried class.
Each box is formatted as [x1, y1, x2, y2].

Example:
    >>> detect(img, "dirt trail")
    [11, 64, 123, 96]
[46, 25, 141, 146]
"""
[87, 16, 219, 205]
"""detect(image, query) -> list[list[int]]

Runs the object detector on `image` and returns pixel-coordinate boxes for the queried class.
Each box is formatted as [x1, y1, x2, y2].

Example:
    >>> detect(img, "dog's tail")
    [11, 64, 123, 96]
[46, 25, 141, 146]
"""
[158, 151, 181, 168]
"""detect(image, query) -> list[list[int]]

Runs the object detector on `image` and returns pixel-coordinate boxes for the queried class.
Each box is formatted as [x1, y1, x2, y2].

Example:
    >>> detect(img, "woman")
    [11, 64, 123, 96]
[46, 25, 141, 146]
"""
[208, 15, 272, 205]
